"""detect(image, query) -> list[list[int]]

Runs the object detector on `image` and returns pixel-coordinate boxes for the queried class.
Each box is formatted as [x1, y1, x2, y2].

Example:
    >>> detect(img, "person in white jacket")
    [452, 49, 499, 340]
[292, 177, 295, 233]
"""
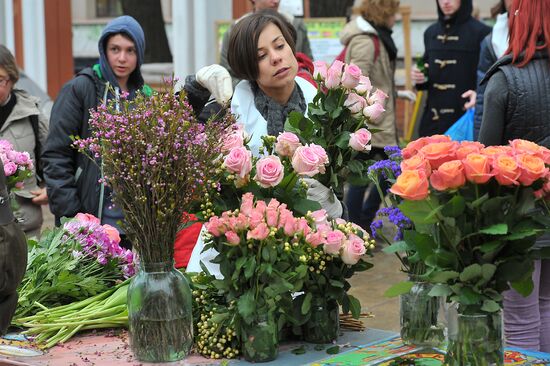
[184, 10, 342, 275]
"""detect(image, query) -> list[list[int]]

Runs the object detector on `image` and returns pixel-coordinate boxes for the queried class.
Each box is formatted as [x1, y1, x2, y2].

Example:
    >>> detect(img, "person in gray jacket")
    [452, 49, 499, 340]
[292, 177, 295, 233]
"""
[0, 159, 27, 334]
[220, 0, 313, 87]
[0, 45, 49, 238]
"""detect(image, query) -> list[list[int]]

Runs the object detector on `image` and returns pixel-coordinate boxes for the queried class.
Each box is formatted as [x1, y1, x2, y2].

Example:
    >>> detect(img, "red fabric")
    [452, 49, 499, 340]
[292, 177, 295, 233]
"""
[173, 213, 202, 268]
[295, 52, 317, 87]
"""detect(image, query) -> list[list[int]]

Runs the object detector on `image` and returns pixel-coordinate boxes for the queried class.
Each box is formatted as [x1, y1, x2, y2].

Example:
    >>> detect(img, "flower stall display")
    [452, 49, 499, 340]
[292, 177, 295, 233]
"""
[14, 213, 134, 320]
[388, 136, 550, 365]
[74, 83, 231, 362]
[201, 193, 373, 361]
[284, 60, 386, 198]
[368, 146, 445, 348]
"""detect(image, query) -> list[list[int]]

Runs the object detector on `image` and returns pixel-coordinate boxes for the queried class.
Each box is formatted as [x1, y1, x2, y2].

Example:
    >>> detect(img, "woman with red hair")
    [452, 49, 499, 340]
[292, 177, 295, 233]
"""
[479, 0, 550, 352]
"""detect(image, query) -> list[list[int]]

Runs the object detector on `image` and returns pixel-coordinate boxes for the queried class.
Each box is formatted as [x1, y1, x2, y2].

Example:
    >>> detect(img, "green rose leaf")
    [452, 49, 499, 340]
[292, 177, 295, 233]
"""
[481, 263, 497, 281]
[458, 286, 481, 305]
[301, 292, 312, 315]
[459, 264, 482, 282]
[430, 270, 459, 283]
[382, 241, 410, 254]
[511, 276, 535, 297]
[326, 345, 340, 355]
[441, 195, 466, 217]
[291, 346, 306, 355]
[237, 291, 256, 321]
[335, 131, 351, 149]
[348, 294, 362, 319]
[384, 281, 414, 298]
[481, 299, 501, 313]
[347, 160, 364, 174]
[479, 223, 508, 235]
[399, 199, 440, 225]
[428, 284, 453, 297]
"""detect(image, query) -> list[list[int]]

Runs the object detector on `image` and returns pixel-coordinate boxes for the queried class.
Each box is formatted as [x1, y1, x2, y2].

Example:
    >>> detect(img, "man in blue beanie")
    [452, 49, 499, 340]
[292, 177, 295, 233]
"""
[42, 16, 152, 248]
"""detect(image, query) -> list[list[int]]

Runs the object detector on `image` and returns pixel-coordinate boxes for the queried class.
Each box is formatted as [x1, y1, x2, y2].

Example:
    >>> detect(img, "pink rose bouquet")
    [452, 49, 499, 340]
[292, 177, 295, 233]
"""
[286, 60, 387, 197]
[203, 130, 328, 219]
[202, 193, 374, 350]
[0, 139, 34, 191]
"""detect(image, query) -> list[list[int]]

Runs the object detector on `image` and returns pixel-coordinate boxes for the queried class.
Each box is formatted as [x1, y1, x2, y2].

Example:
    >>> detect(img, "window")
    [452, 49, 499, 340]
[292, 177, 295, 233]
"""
[96, 0, 122, 18]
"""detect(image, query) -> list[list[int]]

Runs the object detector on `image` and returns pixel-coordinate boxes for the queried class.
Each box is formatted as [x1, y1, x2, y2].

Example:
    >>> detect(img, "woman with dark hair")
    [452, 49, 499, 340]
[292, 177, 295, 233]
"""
[185, 10, 341, 218]
[0, 46, 49, 238]
[479, 0, 550, 352]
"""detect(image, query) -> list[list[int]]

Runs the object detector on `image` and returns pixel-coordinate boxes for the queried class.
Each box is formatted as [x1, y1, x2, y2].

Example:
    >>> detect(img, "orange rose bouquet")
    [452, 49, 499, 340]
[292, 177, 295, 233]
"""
[390, 135, 550, 364]
[392, 136, 550, 310]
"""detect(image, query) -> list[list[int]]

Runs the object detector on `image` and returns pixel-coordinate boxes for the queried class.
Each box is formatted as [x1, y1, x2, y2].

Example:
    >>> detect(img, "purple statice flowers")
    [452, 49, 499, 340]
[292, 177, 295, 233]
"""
[370, 206, 411, 241]
[368, 145, 402, 180]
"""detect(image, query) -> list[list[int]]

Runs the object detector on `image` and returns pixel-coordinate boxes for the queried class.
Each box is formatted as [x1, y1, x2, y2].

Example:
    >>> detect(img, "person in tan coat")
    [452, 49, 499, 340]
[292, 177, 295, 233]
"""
[0, 46, 49, 238]
[340, 0, 415, 230]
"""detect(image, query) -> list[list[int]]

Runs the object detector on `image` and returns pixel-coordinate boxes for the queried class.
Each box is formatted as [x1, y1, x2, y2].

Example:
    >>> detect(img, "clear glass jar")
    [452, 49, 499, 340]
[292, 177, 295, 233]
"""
[400, 281, 445, 347]
[303, 297, 340, 344]
[445, 305, 503, 366]
[127, 261, 193, 362]
[241, 313, 278, 362]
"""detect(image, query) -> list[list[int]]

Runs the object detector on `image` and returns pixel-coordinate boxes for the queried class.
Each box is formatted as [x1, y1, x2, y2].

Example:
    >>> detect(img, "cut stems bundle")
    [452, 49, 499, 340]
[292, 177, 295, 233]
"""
[15, 280, 130, 349]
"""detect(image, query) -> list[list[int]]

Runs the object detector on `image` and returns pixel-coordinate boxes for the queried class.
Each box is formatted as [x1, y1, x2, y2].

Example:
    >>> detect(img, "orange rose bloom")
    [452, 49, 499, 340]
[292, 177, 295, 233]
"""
[517, 153, 548, 186]
[400, 154, 432, 176]
[456, 141, 484, 160]
[390, 170, 429, 200]
[492, 155, 521, 186]
[510, 139, 544, 157]
[462, 153, 493, 184]
[481, 146, 512, 162]
[420, 141, 459, 169]
[401, 135, 451, 159]
[430, 160, 466, 191]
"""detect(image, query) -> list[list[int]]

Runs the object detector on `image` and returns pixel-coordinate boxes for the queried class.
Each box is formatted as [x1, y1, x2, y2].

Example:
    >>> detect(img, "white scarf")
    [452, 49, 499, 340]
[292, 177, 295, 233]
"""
[492, 12, 509, 59]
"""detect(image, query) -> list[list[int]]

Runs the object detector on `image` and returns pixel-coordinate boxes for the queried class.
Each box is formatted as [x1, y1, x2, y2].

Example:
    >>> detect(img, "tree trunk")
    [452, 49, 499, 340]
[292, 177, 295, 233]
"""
[309, 0, 355, 18]
[120, 0, 172, 63]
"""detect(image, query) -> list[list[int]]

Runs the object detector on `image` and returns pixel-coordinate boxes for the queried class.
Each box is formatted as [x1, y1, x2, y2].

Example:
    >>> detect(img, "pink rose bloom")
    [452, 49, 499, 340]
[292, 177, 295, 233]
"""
[368, 89, 389, 105]
[240, 192, 254, 216]
[75, 213, 101, 225]
[363, 103, 385, 123]
[222, 132, 244, 153]
[313, 60, 328, 80]
[310, 209, 329, 227]
[0, 140, 13, 153]
[355, 76, 373, 95]
[325, 67, 342, 89]
[3, 161, 17, 176]
[248, 209, 265, 229]
[310, 144, 329, 173]
[341, 234, 366, 265]
[296, 218, 311, 236]
[225, 231, 241, 245]
[266, 204, 280, 227]
[102, 224, 121, 244]
[341, 63, 362, 89]
[275, 132, 301, 157]
[306, 231, 326, 247]
[283, 215, 297, 236]
[224, 146, 252, 179]
[247, 222, 270, 241]
[344, 93, 367, 115]
[349, 128, 372, 152]
[255, 200, 267, 214]
[292, 145, 323, 177]
[254, 156, 284, 188]
[324, 230, 345, 255]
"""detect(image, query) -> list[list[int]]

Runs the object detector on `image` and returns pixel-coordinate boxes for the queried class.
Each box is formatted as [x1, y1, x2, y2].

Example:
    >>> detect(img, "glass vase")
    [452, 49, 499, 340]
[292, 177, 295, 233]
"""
[304, 297, 340, 344]
[241, 314, 278, 362]
[400, 281, 445, 347]
[445, 305, 503, 365]
[127, 261, 193, 362]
